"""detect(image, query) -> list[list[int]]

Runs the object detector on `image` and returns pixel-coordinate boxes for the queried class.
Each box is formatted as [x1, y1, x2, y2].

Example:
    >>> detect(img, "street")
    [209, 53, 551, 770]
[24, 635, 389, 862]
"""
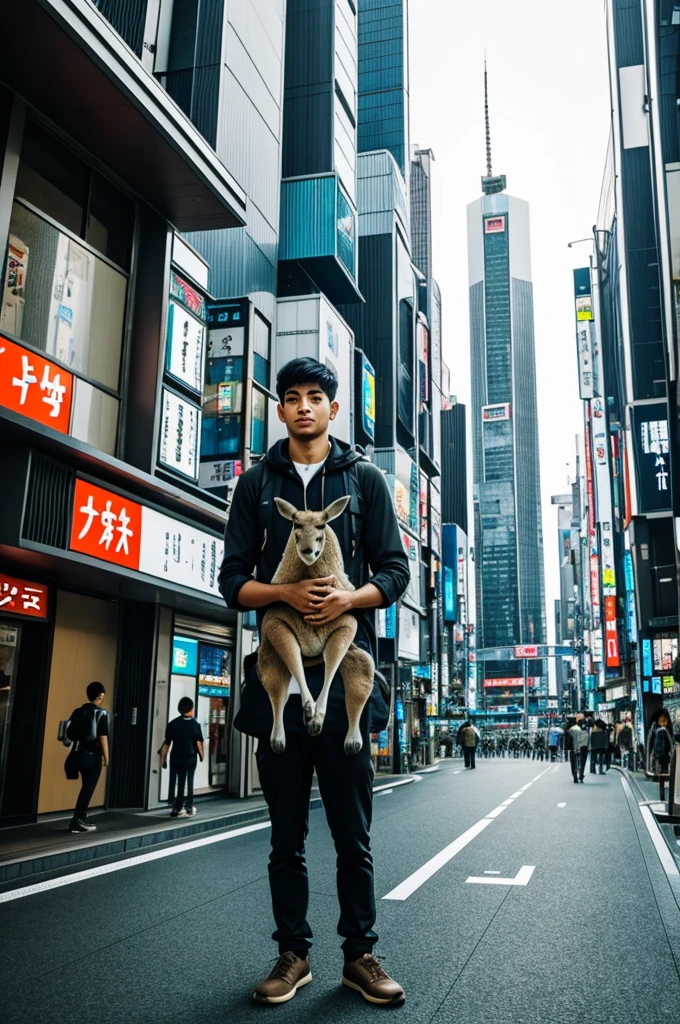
[3, 759, 680, 1024]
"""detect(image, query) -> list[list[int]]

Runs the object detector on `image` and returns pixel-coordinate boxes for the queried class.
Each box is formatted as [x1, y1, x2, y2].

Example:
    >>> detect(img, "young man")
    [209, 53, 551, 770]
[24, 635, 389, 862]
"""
[67, 681, 109, 834]
[219, 357, 410, 1007]
[161, 697, 204, 818]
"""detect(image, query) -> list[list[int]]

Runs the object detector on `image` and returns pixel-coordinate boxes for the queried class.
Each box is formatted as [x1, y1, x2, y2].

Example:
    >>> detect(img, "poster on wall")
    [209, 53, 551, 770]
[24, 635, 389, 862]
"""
[165, 298, 206, 393]
[630, 403, 672, 514]
[361, 354, 375, 442]
[159, 388, 200, 481]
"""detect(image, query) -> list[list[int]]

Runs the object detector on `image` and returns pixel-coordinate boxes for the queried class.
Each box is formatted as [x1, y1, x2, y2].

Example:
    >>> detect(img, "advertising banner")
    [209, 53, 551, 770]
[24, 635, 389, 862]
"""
[0, 334, 72, 434]
[604, 595, 620, 668]
[482, 403, 511, 422]
[159, 388, 201, 481]
[165, 298, 206, 394]
[0, 572, 49, 619]
[361, 353, 375, 442]
[483, 678, 536, 688]
[70, 478, 223, 597]
[630, 403, 672, 514]
[485, 216, 506, 233]
[573, 268, 595, 399]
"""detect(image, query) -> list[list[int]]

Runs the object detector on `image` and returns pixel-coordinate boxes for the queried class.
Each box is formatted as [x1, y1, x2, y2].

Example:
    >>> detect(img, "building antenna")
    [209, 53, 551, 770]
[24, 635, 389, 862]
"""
[484, 54, 493, 178]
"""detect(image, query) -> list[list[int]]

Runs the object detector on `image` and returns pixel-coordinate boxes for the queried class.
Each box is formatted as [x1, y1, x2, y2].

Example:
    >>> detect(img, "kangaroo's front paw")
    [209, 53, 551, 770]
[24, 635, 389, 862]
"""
[307, 709, 325, 737]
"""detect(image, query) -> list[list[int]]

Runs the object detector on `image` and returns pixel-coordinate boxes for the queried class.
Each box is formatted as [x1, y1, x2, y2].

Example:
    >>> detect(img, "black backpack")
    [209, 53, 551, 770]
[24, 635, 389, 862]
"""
[66, 705, 100, 744]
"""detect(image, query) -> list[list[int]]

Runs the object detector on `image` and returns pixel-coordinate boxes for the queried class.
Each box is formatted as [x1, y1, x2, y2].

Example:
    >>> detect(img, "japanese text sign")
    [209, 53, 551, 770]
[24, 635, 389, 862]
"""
[70, 479, 143, 569]
[0, 573, 48, 619]
[0, 335, 72, 434]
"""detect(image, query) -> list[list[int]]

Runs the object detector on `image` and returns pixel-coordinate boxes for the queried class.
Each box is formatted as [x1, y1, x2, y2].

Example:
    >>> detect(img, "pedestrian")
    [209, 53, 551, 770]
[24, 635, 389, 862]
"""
[548, 723, 561, 762]
[219, 357, 409, 1006]
[65, 681, 109, 834]
[161, 697, 204, 818]
[590, 719, 608, 775]
[457, 719, 478, 769]
[653, 710, 674, 803]
[568, 716, 589, 783]
[617, 713, 636, 771]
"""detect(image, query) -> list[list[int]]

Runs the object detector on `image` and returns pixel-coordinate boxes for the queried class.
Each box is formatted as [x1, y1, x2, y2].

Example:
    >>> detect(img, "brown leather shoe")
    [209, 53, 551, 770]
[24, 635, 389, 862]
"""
[252, 951, 312, 1004]
[342, 953, 405, 1006]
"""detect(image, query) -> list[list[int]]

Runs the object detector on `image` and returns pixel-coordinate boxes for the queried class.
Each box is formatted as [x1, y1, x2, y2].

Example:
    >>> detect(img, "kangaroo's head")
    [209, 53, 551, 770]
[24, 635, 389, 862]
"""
[274, 496, 350, 566]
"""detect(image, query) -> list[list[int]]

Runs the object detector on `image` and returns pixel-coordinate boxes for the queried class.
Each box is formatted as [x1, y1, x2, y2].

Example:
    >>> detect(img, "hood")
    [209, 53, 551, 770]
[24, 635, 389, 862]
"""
[265, 435, 362, 477]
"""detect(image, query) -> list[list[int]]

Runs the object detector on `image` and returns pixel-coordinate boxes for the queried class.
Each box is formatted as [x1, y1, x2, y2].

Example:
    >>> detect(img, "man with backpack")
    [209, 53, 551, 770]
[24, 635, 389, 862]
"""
[457, 720, 478, 769]
[66, 681, 109, 833]
[219, 357, 410, 1007]
[617, 713, 636, 771]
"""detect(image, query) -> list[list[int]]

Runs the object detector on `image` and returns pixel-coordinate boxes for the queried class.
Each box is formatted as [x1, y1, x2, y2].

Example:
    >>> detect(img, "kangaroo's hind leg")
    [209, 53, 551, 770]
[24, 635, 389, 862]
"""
[262, 615, 316, 726]
[338, 644, 375, 755]
[258, 635, 293, 754]
[308, 616, 356, 737]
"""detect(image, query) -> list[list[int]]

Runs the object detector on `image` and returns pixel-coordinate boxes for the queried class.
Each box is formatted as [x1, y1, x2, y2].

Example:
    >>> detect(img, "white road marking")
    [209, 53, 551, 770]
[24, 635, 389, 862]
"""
[484, 870, 501, 875]
[557, 802, 566, 808]
[0, 821, 272, 904]
[375, 789, 394, 797]
[467, 865, 535, 886]
[500, 799, 514, 806]
[485, 805, 508, 819]
[383, 765, 552, 902]
[508, 791, 523, 799]
[621, 776, 678, 876]
[418, 766, 440, 774]
[382, 819, 493, 900]
[453, 770, 462, 775]
[373, 778, 415, 794]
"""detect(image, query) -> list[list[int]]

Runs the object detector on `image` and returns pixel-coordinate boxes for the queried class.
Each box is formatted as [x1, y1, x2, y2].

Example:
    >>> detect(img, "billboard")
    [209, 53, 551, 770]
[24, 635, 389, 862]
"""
[573, 268, 595, 399]
[630, 403, 672, 514]
[361, 353, 375, 442]
[482, 403, 511, 422]
[485, 216, 506, 233]
[442, 524, 458, 623]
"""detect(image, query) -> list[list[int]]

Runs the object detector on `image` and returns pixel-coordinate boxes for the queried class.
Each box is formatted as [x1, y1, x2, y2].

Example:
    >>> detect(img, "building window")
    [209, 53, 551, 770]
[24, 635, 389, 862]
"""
[252, 311, 271, 389]
[337, 186, 355, 276]
[250, 386, 267, 456]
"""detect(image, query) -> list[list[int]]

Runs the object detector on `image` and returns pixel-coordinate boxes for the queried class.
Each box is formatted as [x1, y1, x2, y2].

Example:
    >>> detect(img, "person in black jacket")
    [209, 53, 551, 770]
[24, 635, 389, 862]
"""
[219, 358, 409, 1008]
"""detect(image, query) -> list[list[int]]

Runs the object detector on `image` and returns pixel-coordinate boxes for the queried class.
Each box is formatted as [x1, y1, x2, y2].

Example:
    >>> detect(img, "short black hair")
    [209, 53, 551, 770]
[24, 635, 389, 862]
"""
[87, 681, 106, 702]
[178, 697, 194, 714]
[276, 357, 338, 405]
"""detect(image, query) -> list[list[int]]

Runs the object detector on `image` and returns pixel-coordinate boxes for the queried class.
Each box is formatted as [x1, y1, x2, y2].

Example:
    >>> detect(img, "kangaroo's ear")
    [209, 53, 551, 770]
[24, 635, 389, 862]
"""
[323, 495, 351, 522]
[274, 497, 298, 521]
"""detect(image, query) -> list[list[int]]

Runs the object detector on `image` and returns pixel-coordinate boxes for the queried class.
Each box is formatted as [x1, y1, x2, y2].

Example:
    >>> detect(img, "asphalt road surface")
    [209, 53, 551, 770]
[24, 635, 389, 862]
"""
[3, 758, 680, 1024]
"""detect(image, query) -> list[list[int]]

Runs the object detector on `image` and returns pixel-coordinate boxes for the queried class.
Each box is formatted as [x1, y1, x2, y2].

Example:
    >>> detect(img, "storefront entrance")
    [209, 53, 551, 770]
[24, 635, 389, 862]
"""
[0, 622, 20, 811]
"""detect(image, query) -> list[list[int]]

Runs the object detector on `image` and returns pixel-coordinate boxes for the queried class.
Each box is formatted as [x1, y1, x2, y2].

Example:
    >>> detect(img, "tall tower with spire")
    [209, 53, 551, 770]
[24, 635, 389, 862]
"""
[467, 61, 546, 695]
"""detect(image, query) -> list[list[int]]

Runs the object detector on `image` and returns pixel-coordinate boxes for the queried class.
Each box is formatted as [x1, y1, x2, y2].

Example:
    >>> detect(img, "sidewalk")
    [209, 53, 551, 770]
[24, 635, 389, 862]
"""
[0, 772, 416, 887]
[615, 766, 680, 876]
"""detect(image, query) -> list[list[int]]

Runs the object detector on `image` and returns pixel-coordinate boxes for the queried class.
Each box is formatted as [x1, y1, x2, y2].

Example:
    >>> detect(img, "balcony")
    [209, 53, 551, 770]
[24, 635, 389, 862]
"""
[279, 175, 363, 305]
[3, 0, 247, 231]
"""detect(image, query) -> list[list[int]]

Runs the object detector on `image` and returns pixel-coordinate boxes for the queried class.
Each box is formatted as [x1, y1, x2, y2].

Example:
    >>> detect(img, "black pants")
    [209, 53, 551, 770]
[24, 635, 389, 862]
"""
[463, 747, 476, 768]
[73, 752, 102, 821]
[591, 750, 606, 773]
[172, 758, 197, 811]
[570, 748, 588, 780]
[256, 728, 376, 961]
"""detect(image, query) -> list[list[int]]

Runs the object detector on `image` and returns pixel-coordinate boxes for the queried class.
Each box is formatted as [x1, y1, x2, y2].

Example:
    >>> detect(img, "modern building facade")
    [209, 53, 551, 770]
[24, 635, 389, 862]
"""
[467, 172, 547, 686]
[441, 398, 468, 536]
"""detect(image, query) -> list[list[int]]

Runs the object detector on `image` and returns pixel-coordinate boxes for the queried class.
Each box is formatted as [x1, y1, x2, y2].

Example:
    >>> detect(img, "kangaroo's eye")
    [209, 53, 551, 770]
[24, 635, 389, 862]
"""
[316, 536, 323, 543]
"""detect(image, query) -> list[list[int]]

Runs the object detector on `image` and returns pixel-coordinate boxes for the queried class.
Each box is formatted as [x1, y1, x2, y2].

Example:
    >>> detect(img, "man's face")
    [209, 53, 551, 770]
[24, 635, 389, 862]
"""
[277, 383, 339, 441]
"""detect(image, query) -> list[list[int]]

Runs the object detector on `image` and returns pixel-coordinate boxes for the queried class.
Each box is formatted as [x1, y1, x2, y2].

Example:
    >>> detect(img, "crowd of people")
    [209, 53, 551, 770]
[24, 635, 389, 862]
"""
[441, 709, 677, 802]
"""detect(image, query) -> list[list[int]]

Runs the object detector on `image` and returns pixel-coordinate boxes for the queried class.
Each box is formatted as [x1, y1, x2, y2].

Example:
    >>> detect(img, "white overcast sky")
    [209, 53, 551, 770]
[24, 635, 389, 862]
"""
[409, 0, 612, 641]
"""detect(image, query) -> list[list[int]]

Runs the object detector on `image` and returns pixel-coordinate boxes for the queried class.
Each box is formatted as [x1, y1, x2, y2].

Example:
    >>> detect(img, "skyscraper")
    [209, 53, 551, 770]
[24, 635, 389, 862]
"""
[467, 66, 546, 675]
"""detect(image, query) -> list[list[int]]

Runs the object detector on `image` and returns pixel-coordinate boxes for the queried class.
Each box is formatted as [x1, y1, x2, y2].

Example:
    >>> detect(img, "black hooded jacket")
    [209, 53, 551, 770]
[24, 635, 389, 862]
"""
[219, 436, 410, 738]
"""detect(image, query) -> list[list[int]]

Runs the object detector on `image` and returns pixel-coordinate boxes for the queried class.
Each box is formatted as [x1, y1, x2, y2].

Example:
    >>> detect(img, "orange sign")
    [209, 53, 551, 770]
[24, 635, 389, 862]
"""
[69, 479, 143, 570]
[0, 335, 73, 434]
[604, 595, 620, 668]
[0, 572, 49, 619]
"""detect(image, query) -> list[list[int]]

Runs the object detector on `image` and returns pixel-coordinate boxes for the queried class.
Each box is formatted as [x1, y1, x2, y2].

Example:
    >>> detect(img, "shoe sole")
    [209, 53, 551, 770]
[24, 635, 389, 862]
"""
[342, 977, 406, 1006]
[252, 972, 312, 1003]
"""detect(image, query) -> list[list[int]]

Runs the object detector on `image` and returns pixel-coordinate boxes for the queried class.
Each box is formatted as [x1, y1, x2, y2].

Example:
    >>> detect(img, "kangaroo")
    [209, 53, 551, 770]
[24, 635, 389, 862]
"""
[257, 496, 375, 756]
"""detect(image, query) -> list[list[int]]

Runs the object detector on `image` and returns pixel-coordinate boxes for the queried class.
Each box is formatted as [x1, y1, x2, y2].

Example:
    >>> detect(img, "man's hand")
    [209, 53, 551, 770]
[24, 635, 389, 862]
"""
[304, 588, 353, 626]
[283, 577, 336, 615]
[102, 759, 109, 767]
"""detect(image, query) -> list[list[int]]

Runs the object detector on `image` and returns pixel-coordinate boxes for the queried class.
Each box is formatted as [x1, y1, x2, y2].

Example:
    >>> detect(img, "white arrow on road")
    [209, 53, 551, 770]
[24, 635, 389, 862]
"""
[466, 865, 535, 886]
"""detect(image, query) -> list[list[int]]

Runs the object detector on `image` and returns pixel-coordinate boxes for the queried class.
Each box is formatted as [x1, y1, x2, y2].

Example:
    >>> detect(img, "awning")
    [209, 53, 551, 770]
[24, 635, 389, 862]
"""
[2, 0, 247, 232]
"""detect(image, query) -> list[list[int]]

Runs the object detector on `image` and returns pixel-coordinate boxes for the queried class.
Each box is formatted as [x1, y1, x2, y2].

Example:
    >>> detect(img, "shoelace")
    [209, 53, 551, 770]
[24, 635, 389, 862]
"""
[269, 952, 301, 981]
[360, 954, 389, 981]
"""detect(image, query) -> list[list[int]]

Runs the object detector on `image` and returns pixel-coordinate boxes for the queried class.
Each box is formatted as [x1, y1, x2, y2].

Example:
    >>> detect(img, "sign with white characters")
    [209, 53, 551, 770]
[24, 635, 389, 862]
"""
[159, 389, 201, 481]
[0, 573, 49, 619]
[630, 403, 673, 514]
[69, 478, 223, 597]
[0, 335, 72, 433]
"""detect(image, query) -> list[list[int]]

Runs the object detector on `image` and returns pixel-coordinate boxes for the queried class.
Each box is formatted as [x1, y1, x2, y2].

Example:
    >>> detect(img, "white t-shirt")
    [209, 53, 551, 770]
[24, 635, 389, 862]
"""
[293, 458, 327, 487]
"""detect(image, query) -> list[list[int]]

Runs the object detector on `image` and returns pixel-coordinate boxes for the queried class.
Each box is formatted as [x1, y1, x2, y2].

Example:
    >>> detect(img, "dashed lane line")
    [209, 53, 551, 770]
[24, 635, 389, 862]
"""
[382, 764, 553, 900]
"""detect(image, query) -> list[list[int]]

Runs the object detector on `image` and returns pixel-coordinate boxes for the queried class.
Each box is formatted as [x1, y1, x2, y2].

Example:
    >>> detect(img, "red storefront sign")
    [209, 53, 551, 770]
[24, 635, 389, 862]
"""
[0, 335, 73, 434]
[0, 572, 49, 619]
[604, 595, 620, 668]
[69, 479, 143, 570]
[514, 645, 538, 658]
[483, 678, 535, 688]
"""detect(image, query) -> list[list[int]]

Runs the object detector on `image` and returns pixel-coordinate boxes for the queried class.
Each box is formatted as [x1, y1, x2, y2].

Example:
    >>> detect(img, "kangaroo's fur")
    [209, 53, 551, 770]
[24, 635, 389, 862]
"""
[258, 496, 374, 755]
